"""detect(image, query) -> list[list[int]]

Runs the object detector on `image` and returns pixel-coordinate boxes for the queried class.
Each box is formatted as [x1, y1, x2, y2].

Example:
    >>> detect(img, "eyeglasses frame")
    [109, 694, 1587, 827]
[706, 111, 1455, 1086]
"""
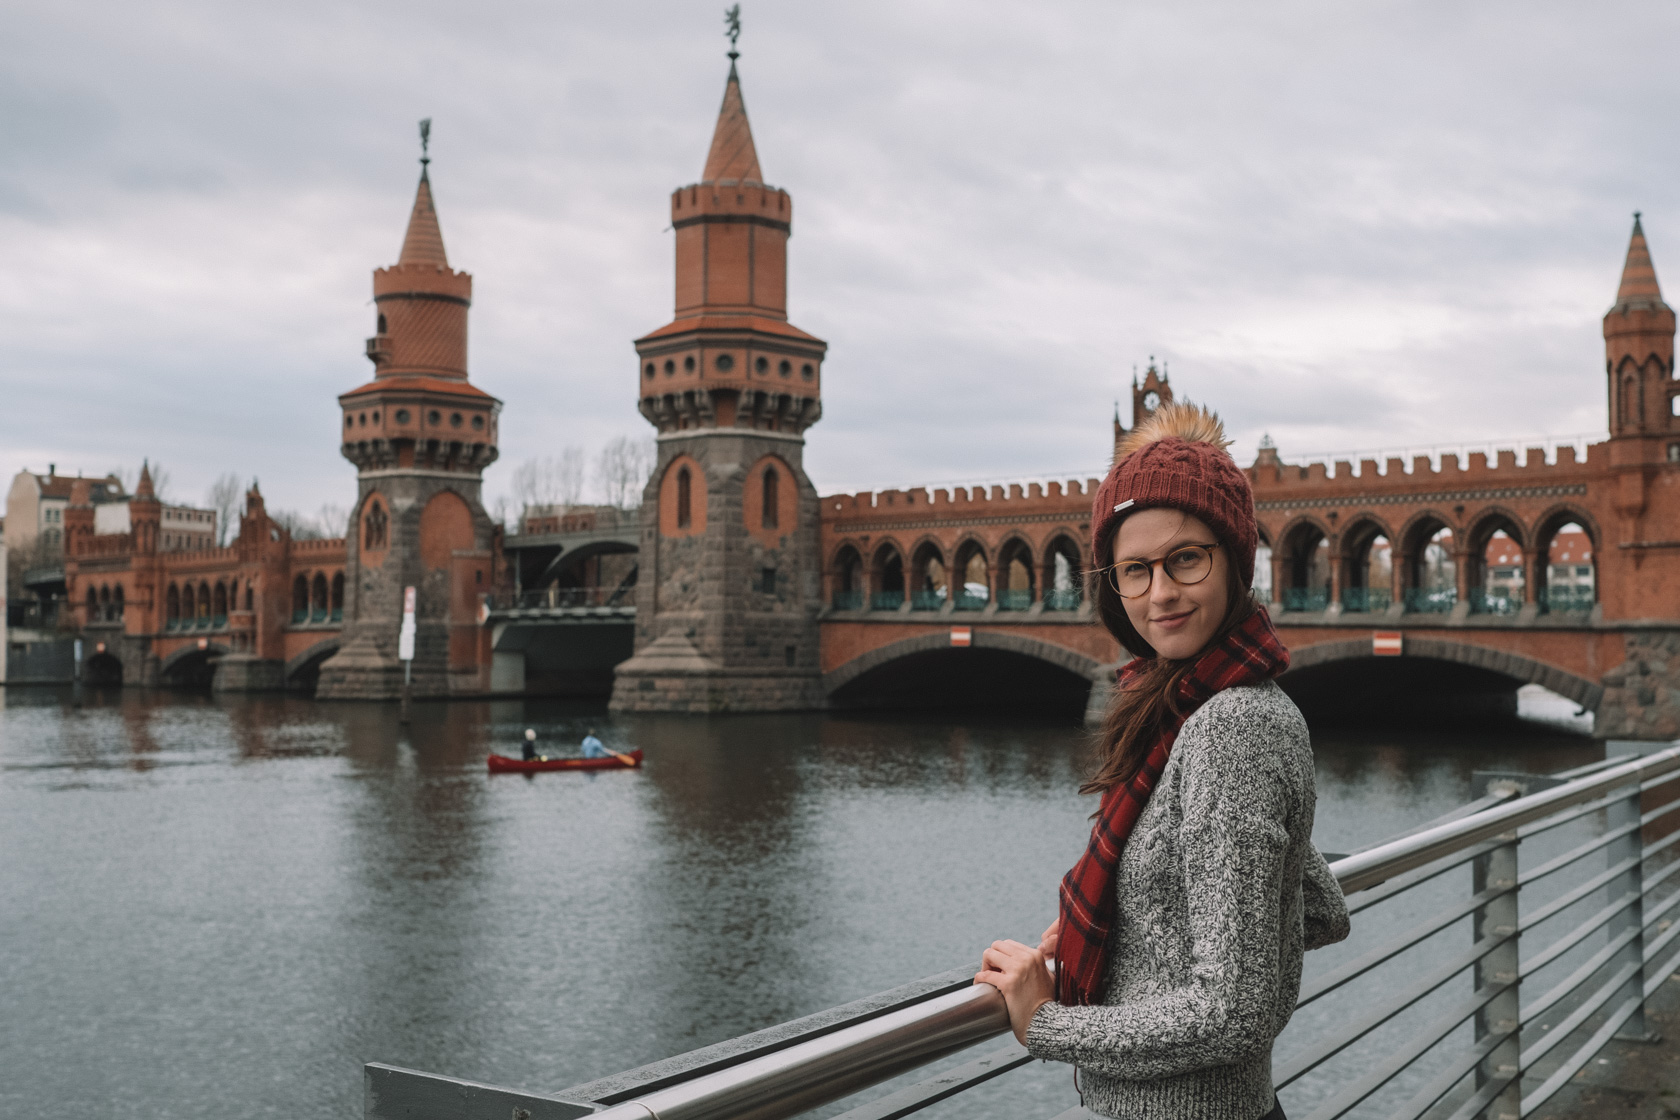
[1103, 541, 1222, 600]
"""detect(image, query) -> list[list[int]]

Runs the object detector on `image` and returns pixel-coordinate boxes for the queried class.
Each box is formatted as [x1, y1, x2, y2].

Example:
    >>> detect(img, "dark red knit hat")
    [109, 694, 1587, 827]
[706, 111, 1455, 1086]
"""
[1091, 402, 1258, 588]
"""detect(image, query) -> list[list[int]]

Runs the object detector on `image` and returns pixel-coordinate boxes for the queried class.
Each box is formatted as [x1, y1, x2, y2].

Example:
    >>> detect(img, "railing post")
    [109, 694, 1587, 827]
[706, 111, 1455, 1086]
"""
[1471, 779, 1522, 1120]
[1606, 769, 1657, 1042]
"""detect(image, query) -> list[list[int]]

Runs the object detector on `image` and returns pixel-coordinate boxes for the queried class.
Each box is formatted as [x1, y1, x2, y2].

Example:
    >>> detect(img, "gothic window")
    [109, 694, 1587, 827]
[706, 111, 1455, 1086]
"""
[183, 584, 196, 619]
[198, 583, 211, 619]
[167, 584, 180, 622]
[761, 467, 779, 530]
[292, 575, 308, 622]
[87, 587, 98, 618]
[244, 584, 253, 611]
[677, 467, 692, 529]
[364, 499, 388, 550]
[377, 313, 387, 333]
[213, 582, 228, 618]
[311, 573, 329, 619]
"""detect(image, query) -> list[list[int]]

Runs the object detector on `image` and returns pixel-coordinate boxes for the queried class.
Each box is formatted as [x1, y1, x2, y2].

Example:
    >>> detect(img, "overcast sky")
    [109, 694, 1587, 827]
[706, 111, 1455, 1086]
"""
[3, 1, 1677, 522]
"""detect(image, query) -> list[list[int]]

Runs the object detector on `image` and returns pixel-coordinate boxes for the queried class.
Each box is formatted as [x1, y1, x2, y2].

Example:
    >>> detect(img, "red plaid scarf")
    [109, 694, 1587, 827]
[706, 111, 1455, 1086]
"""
[1054, 607, 1290, 1005]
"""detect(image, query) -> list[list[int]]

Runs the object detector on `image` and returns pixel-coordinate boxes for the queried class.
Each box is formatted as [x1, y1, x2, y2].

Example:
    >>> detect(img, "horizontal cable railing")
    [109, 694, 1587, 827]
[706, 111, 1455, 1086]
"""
[367, 743, 1680, 1120]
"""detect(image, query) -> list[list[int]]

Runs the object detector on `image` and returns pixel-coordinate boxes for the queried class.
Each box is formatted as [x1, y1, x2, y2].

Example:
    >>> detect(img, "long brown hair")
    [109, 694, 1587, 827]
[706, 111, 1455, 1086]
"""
[1081, 515, 1257, 797]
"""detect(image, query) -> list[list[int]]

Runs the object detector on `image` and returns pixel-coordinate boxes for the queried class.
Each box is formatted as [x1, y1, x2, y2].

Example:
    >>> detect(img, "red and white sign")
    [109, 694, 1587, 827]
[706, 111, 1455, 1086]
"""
[950, 626, 972, 647]
[1372, 631, 1403, 657]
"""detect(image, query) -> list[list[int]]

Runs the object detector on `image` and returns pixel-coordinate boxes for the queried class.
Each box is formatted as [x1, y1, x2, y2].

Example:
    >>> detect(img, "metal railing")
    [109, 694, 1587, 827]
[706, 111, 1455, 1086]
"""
[1284, 587, 1330, 612]
[1405, 587, 1458, 613]
[493, 587, 638, 611]
[369, 743, 1680, 1120]
[1341, 587, 1392, 613]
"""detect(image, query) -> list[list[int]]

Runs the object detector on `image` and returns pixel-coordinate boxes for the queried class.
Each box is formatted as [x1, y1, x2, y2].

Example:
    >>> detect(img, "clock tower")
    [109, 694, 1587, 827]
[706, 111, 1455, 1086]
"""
[1113, 359, 1174, 458]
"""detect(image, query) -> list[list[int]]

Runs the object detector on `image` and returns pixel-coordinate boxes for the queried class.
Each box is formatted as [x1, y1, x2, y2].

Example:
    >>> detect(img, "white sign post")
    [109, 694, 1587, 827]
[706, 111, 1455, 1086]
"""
[398, 586, 416, 722]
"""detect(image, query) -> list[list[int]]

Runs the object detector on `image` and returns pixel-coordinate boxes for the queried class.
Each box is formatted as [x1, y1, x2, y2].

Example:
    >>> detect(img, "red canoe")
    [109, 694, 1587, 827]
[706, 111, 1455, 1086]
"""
[487, 750, 643, 773]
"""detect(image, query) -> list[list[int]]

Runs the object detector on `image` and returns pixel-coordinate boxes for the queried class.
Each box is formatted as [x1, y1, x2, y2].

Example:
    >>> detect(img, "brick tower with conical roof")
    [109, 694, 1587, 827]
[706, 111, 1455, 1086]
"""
[610, 49, 827, 712]
[1605, 214, 1676, 440]
[317, 128, 502, 699]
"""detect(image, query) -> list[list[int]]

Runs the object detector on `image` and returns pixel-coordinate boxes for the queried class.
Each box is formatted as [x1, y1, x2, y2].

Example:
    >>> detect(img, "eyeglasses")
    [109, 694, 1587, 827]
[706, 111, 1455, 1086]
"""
[1105, 542, 1220, 599]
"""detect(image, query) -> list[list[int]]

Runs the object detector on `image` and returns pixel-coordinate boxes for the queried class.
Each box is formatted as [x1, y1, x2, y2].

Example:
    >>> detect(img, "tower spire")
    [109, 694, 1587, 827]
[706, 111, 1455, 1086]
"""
[703, 14, 762, 184]
[398, 120, 448, 267]
[1614, 211, 1664, 310]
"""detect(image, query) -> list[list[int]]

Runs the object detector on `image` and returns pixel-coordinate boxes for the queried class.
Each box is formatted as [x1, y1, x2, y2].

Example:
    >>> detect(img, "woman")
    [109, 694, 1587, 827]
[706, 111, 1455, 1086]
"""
[976, 402, 1350, 1120]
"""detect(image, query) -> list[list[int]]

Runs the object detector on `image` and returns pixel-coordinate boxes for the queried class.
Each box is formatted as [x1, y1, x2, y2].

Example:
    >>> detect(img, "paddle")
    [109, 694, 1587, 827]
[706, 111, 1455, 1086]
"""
[592, 739, 638, 766]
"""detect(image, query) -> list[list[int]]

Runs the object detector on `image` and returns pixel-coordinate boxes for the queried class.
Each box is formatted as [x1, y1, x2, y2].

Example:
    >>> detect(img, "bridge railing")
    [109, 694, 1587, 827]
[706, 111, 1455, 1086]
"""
[491, 586, 638, 611]
[367, 743, 1680, 1120]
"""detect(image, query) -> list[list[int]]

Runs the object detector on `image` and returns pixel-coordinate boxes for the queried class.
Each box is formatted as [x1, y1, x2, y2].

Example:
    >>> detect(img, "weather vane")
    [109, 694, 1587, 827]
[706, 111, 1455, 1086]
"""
[419, 118, 432, 169]
[724, 5, 741, 59]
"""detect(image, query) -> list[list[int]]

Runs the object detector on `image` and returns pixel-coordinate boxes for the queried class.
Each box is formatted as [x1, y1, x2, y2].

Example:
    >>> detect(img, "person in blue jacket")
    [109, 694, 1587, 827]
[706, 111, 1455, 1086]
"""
[581, 729, 608, 759]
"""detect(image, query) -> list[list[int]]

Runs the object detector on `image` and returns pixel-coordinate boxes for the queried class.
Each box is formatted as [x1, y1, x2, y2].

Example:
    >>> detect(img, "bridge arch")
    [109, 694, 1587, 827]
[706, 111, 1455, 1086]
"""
[159, 641, 231, 688]
[1281, 636, 1603, 724]
[285, 638, 343, 693]
[824, 630, 1103, 714]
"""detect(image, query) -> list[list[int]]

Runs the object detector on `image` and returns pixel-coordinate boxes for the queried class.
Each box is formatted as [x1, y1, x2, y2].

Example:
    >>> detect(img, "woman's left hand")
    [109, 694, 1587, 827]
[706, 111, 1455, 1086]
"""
[974, 939, 1055, 1045]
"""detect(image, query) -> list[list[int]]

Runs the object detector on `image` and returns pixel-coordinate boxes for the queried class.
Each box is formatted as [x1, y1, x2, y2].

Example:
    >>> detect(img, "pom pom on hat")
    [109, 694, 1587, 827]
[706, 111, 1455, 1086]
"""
[1091, 400, 1259, 588]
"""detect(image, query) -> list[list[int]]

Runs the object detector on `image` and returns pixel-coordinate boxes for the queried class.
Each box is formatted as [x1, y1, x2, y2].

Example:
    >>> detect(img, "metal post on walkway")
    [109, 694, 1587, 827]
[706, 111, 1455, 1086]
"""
[1472, 779, 1522, 1120]
[398, 585, 415, 725]
[1608, 770, 1656, 1042]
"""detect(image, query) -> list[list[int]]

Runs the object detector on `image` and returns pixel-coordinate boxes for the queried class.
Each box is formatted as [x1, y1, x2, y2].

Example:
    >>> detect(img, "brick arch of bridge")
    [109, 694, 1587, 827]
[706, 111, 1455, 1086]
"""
[822, 629, 1107, 698]
[1283, 636, 1603, 709]
[158, 641, 233, 684]
[286, 638, 342, 684]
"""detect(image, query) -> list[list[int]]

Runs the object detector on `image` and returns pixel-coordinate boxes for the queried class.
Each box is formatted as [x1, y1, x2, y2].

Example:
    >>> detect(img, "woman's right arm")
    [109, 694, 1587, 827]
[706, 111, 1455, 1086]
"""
[1302, 845, 1349, 950]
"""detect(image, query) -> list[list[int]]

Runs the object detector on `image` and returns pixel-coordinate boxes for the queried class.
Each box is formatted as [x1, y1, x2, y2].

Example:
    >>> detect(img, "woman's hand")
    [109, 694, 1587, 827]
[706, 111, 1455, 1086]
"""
[1038, 917, 1060, 958]
[974, 939, 1055, 1045]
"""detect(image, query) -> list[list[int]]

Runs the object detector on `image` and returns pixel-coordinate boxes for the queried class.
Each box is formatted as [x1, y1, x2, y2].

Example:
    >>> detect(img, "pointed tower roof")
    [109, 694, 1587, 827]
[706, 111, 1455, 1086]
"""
[702, 62, 763, 183]
[135, 460, 155, 500]
[1614, 212, 1665, 310]
[398, 172, 449, 267]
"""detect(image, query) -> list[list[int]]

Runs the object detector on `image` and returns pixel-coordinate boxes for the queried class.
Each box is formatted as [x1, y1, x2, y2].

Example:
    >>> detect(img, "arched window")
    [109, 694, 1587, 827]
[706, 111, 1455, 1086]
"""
[871, 543, 905, 610]
[376, 313, 387, 334]
[997, 540, 1036, 610]
[1045, 536, 1084, 610]
[1337, 522, 1392, 612]
[331, 572, 344, 620]
[198, 583, 211, 619]
[183, 583, 196, 621]
[952, 541, 990, 610]
[761, 467, 779, 530]
[244, 584, 253, 611]
[1280, 522, 1331, 612]
[113, 585, 124, 620]
[676, 467, 692, 529]
[87, 586, 98, 620]
[1539, 519, 1596, 613]
[213, 582, 228, 619]
[910, 542, 947, 610]
[166, 584, 180, 625]
[364, 498, 388, 550]
[311, 573, 329, 620]
[832, 545, 864, 610]
[292, 575, 308, 623]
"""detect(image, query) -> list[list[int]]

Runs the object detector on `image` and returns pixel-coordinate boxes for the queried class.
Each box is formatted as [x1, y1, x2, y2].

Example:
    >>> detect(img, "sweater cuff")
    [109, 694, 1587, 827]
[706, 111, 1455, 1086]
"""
[1024, 1000, 1079, 1064]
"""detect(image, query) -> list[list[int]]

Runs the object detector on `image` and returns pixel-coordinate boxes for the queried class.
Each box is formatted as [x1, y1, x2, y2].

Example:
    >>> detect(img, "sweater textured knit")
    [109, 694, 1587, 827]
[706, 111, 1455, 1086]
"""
[1025, 679, 1350, 1119]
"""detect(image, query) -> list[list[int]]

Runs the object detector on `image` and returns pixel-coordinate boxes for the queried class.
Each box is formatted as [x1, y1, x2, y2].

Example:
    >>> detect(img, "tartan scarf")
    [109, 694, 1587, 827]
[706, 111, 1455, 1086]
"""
[1054, 607, 1290, 1006]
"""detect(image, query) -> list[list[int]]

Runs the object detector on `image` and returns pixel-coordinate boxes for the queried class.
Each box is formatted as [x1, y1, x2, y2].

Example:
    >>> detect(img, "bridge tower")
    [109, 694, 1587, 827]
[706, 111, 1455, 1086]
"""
[610, 51, 827, 712]
[1605, 215, 1677, 446]
[316, 136, 502, 700]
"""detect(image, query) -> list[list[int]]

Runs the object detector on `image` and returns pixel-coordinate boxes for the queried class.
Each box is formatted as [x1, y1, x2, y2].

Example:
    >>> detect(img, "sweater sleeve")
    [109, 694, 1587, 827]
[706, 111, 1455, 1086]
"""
[1025, 713, 1295, 1081]
[1302, 845, 1350, 951]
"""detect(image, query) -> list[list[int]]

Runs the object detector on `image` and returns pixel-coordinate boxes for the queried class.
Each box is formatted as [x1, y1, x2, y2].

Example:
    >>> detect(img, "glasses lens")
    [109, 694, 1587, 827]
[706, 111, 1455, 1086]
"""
[1112, 561, 1152, 598]
[1167, 547, 1212, 585]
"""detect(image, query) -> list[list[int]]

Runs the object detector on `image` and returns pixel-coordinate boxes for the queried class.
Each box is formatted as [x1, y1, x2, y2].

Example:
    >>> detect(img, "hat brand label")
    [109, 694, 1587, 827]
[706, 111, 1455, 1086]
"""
[1113, 499, 1135, 513]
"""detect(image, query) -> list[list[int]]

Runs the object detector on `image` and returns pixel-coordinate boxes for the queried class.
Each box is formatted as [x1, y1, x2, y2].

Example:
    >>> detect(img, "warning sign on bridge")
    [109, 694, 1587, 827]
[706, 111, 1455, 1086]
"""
[1373, 631, 1403, 657]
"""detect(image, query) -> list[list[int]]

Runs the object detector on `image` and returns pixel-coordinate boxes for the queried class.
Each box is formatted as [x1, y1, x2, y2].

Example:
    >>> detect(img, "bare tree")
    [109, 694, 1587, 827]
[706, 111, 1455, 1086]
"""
[595, 435, 657, 509]
[270, 509, 321, 540]
[206, 473, 242, 546]
[315, 503, 350, 541]
[148, 463, 173, 502]
[510, 449, 586, 514]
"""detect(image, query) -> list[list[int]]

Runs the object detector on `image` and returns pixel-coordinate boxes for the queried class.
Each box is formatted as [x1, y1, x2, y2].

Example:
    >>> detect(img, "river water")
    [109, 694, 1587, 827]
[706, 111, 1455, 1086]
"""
[0, 686, 1599, 1119]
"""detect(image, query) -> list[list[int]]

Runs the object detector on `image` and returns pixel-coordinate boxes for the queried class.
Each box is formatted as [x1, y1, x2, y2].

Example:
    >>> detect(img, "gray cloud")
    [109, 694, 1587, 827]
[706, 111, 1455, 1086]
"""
[1, 0, 1676, 515]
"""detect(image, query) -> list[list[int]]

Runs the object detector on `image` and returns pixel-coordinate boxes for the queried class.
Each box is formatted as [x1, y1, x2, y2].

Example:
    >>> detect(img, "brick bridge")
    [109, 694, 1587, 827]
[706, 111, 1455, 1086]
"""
[48, 56, 1680, 737]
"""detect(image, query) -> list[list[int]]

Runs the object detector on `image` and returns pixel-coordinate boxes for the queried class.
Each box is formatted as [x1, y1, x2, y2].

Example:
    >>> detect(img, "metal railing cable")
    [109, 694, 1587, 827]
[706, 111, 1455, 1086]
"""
[366, 743, 1680, 1120]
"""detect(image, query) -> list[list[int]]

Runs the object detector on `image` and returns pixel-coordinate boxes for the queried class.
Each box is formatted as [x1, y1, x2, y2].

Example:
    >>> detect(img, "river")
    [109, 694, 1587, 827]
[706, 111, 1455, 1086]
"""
[0, 686, 1599, 1119]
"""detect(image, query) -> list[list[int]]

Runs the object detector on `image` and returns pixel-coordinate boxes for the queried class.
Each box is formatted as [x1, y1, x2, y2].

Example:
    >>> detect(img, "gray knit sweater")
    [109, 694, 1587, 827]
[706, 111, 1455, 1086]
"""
[1026, 679, 1350, 1120]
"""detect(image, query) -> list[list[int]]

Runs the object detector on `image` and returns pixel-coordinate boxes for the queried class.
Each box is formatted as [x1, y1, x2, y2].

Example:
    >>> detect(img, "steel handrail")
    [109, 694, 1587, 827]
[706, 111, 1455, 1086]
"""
[565, 744, 1680, 1120]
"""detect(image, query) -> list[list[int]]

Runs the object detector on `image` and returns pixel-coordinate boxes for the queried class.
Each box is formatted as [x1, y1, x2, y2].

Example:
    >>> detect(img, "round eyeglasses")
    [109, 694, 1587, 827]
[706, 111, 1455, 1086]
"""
[1106, 542, 1220, 599]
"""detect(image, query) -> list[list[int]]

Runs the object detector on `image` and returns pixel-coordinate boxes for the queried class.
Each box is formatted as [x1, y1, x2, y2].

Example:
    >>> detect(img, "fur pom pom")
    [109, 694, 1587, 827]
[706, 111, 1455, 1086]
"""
[1114, 400, 1233, 463]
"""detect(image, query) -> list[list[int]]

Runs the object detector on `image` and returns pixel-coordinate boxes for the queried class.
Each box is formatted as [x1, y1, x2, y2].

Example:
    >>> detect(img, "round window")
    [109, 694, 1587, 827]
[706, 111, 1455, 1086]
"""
[372, 412, 379, 423]
[801, 363, 815, 380]
[450, 412, 463, 428]
[428, 410, 441, 425]
[644, 363, 655, 379]
[395, 409, 410, 424]
[664, 359, 675, 376]
[471, 415, 484, 431]
[715, 353, 735, 372]
[344, 415, 354, 429]
[755, 356, 768, 373]
[358, 413, 367, 426]
[684, 355, 696, 371]
[779, 360, 791, 378]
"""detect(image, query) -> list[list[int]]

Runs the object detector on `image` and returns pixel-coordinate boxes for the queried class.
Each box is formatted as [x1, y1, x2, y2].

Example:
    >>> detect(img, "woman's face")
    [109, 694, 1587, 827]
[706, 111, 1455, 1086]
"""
[1110, 508, 1232, 660]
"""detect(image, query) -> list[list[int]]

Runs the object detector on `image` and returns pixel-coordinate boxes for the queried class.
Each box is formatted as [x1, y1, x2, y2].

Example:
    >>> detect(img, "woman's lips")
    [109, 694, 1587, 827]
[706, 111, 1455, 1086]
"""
[1150, 609, 1194, 631]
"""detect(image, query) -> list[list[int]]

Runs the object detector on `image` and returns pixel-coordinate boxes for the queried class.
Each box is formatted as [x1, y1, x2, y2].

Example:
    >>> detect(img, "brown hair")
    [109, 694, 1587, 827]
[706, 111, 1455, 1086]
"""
[1081, 513, 1257, 798]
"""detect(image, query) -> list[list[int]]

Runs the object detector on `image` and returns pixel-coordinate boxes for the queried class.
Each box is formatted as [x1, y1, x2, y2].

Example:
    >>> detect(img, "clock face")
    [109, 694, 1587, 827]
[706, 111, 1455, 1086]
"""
[1143, 391, 1161, 411]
